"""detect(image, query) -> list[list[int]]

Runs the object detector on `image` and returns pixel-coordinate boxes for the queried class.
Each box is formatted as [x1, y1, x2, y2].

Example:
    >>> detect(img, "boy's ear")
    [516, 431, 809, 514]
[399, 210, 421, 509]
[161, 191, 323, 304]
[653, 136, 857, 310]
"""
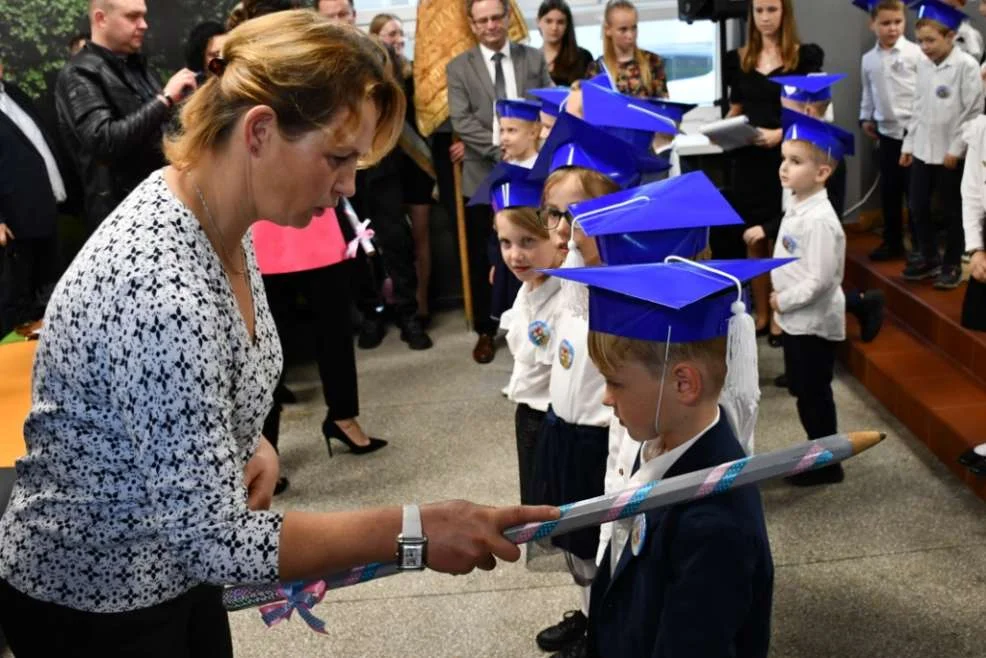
[815, 160, 834, 184]
[672, 362, 703, 406]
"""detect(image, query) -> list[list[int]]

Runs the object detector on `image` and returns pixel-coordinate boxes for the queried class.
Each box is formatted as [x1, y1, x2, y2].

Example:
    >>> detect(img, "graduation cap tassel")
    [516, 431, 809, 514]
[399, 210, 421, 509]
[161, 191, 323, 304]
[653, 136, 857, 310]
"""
[664, 257, 760, 454]
[559, 219, 589, 318]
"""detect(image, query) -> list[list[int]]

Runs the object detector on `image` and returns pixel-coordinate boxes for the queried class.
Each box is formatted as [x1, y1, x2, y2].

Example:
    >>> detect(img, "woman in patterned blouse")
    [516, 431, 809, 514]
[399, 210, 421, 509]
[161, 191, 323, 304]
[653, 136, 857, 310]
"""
[0, 12, 557, 657]
[586, 0, 668, 99]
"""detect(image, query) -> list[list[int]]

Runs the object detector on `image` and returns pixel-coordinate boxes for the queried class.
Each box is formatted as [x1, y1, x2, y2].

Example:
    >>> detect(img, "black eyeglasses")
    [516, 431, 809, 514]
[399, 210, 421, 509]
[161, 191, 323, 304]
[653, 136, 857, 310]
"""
[472, 12, 507, 26]
[536, 206, 572, 231]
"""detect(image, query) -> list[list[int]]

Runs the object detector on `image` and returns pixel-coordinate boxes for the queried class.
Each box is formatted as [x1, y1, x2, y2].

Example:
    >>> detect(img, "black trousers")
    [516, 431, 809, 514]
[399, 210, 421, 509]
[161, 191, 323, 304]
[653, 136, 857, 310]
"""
[910, 158, 965, 267]
[783, 333, 838, 440]
[0, 579, 232, 658]
[515, 404, 546, 506]
[351, 169, 419, 320]
[465, 201, 497, 335]
[0, 236, 59, 335]
[877, 134, 915, 250]
[261, 261, 359, 450]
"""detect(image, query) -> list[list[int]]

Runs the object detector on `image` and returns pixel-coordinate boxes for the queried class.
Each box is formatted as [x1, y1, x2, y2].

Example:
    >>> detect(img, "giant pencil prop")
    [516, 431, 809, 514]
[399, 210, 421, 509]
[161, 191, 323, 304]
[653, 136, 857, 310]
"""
[224, 431, 885, 628]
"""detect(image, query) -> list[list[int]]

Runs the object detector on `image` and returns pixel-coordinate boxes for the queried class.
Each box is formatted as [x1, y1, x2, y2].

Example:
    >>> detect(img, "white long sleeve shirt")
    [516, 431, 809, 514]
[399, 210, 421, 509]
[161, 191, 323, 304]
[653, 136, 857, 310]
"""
[956, 21, 985, 64]
[902, 46, 984, 164]
[771, 188, 846, 342]
[859, 37, 922, 141]
[961, 115, 986, 253]
[547, 305, 611, 427]
[499, 277, 563, 412]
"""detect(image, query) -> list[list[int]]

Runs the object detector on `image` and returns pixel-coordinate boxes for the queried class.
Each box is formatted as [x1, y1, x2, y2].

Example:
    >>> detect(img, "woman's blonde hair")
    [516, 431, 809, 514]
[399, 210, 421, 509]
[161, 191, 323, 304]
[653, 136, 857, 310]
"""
[602, 0, 653, 96]
[741, 0, 800, 74]
[165, 10, 405, 171]
[368, 13, 413, 79]
[495, 207, 550, 240]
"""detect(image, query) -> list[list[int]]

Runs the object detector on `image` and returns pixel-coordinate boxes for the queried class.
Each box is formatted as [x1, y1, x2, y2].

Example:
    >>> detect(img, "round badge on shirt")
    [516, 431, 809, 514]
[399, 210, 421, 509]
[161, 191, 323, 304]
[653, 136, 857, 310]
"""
[558, 339, 574, 370]
[936, 85, 951, 99]
[528, 320, 550, 347]
[782, 235, 798, 254]
[630, 513, 647, 556]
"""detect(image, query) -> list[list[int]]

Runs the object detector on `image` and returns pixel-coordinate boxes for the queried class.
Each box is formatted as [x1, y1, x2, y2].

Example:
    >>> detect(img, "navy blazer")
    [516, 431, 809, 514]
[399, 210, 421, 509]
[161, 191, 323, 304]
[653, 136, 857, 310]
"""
[587, 414, 774, 658]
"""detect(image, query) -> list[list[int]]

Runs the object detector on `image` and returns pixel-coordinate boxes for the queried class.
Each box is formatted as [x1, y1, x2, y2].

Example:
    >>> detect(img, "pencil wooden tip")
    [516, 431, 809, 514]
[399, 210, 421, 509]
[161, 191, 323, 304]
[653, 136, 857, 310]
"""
[848, 431, 886, 455]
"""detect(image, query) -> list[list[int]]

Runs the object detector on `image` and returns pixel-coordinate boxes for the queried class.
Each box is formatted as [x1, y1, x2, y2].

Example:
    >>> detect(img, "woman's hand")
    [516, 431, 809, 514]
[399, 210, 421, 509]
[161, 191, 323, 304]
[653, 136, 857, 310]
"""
[971, 250, 986, 283]
[421, 501, 559, 574]
[743, 225, 766, 246]
[244, 436, 280, 511]
[755, 128, 783, 149]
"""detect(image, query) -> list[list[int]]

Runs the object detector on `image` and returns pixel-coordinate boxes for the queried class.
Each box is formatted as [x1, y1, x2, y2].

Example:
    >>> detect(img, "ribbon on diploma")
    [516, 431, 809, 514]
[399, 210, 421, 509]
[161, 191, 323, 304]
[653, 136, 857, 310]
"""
[258, 580, 329, 634]
[345, 219, 376, 259]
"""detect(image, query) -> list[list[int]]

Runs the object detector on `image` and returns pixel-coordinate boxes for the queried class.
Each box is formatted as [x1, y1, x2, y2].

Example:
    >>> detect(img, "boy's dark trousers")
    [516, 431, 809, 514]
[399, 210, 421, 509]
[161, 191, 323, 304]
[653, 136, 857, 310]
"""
[783, 333, 838, 439]
[910, 157, 965, 267]
[878, 134, 917, 251]
[515, 404, 546, 505]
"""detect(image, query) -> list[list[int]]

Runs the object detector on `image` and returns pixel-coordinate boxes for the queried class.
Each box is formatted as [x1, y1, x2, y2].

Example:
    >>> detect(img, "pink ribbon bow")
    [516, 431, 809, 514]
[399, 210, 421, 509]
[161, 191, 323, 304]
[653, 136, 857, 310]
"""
[345, 219, 375, 258]
[258, 580, 329, 634]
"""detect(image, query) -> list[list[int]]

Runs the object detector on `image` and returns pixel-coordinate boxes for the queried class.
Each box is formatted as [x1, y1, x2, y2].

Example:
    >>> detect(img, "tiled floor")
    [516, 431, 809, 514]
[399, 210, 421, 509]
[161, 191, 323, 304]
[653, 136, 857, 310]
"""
[3, 311, 986, 657]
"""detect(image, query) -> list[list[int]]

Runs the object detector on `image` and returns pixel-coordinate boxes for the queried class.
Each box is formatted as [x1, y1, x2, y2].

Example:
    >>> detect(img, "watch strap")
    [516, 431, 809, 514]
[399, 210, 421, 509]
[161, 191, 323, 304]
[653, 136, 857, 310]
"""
[401, 504, 423, 539]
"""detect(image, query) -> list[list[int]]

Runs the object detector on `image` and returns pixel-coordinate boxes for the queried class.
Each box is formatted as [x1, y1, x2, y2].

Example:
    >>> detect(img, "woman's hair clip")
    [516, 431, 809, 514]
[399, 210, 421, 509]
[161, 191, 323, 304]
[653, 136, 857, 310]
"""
[207, 57, 228, 77]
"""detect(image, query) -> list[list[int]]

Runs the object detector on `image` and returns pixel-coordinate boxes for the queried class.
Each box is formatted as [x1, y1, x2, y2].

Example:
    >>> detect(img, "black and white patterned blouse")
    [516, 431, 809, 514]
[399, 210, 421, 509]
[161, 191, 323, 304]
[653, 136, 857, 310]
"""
[0, 170, 284, 613]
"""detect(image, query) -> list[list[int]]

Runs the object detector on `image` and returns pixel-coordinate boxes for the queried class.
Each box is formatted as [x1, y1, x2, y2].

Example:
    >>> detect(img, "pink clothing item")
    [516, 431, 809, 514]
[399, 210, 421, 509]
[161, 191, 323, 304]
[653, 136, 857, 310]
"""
[252, 209, 348, 275]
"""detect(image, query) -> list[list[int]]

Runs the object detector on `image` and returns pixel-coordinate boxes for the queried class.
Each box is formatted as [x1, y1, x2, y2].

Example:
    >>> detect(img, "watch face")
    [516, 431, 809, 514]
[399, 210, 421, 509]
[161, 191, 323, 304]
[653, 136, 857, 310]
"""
[403, 545, 425, 569]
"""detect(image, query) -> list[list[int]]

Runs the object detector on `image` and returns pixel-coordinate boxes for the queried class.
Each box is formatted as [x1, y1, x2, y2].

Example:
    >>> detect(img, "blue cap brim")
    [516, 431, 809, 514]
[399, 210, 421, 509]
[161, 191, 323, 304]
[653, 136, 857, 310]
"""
[582, 81, 679, 136]
[771, 73, 847, 102]
[468, 162, 544, 210]
[496, 98, 543, 122]
[913, 0, 966, 31]
[541, 259, 794, 341]
[782, 108, 855, 160]
[529, 87, 569, 117]
[640, 99, 698, 124]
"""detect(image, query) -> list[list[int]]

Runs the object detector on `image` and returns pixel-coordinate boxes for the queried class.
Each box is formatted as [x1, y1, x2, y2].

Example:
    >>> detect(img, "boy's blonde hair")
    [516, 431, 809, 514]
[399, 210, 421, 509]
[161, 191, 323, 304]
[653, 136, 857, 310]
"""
[165, 10, 404, 171]
[495, 207, 549, 240]
[542, 166, 621, 206]
[870, 0, 906, 18]
[785, 138, 839, 174]
[916, 17, 954, 35]
[588, 331, 728, 397]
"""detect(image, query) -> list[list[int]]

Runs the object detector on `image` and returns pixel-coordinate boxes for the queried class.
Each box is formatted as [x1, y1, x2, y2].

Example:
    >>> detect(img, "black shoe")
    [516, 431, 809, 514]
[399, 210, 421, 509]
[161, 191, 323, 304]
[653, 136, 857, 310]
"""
[767, 332, 783, 348]
[357, 314, 386, 349]
[959, 446, 986, 466]
[858, 289, 885, 343]
[416, 313, 432, 330]
[901, 260, 941, 281]
[399, 316, 433, 350]
[551, 635, 589, 658]
[933, 265, 963, 290]
[273, 384, 297, 405]
[273, 477, 289, 496]
[774, 373, 788, 388]
[536, 610, 587, 653]
[785, 463, 845, 486]
[970, 458, 986, 477]
[322, 419, 388, 457]
[869, 243, 905, 262]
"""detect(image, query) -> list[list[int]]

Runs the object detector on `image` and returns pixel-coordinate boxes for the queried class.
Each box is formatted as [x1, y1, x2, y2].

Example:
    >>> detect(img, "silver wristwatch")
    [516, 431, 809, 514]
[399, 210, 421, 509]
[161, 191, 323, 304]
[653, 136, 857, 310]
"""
[396, 504, 428, 571]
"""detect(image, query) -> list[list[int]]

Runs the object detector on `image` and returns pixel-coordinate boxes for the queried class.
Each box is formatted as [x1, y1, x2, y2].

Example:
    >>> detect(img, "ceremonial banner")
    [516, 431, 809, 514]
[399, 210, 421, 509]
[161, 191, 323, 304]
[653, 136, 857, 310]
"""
[413, 0, 530, 137]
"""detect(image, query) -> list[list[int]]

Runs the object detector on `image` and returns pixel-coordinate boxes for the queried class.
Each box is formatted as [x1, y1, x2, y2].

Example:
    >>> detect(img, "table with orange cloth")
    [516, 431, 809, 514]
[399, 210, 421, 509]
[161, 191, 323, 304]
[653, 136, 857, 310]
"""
[1, 340, 34, 520]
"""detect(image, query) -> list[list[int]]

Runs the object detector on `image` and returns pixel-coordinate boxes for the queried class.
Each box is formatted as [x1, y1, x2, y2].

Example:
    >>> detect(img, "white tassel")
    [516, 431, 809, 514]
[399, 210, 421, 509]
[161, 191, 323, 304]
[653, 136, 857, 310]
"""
[722, 299, 760, 455]
[560, 234, 589, 319]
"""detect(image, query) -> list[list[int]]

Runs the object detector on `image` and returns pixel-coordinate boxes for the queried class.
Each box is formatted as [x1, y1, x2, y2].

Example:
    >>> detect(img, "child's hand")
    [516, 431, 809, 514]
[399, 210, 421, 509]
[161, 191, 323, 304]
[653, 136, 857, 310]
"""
[971, 250, 986, 282]
[861, 121, 878, 141]
[943, 154, 960, 170]
[769, 292, 781, 313]
[899, 152, 913, 167]
[743, 225, 766, 246]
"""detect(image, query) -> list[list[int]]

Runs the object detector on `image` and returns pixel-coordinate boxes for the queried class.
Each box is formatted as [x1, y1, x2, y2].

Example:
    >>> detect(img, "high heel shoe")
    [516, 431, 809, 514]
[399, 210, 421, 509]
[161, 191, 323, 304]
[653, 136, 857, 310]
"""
[322, 419, 388, 457]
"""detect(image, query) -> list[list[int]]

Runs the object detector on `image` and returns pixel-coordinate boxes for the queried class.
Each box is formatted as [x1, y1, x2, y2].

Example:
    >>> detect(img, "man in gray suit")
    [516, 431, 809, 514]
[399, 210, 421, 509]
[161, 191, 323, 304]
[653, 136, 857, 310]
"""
[447, 0, 551, 364]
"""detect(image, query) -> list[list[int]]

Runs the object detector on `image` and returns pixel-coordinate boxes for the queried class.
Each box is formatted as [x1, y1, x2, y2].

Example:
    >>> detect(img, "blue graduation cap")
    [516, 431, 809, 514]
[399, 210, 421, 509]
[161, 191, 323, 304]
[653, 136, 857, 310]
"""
[641, 98, 697, 125]
[587, 71, 614, 90]
[529, 112, 670, 189]
[771, 73, 847, 103]
[529, 87, 569, 117]
[541, 258, 794, 342]
[912, 0, 966, 31]
[496, 98, 542, 122]
[782, 108, 856, 160]
[850, 0, 880, 12]
[568, 172, 743, 265]
[468, 162, 543, 211]
[581, 81, 679, 138]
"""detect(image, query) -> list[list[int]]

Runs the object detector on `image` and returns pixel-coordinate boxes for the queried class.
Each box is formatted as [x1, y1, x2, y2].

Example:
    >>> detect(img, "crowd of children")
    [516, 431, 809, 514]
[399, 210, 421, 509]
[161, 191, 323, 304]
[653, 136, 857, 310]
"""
[460, 0, 986, 655]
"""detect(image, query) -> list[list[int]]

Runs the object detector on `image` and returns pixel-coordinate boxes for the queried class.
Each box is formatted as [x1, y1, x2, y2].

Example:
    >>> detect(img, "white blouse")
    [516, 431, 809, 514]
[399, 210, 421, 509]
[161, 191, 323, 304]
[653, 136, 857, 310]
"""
[547, 305, 612, 427]
[962, 115, 986, 253]
[0, 171, 284, 612]
[500, 276, 563, 412]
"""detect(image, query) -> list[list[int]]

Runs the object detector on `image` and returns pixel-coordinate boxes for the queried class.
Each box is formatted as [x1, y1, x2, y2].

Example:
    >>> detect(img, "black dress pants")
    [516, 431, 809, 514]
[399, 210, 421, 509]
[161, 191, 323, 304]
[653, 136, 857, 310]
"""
[877, 134, 915, 250]
[783, 333, 838, 440]
[910, 158, 965, 267]
[465, 201, 497, 335]
[0, 236, 58, 335]
[0, 579, 232, 658]
[515, 403, 546, 506]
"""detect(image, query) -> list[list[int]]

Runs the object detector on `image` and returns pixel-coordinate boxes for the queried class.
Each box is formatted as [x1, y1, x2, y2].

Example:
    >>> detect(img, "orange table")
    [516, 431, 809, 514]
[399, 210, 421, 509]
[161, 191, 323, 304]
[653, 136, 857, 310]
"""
[0, 341, 35, 468]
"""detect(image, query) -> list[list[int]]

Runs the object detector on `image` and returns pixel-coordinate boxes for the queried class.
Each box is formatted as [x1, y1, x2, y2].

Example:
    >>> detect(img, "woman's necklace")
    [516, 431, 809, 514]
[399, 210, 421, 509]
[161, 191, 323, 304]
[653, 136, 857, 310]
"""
[193, 179, 248, 281]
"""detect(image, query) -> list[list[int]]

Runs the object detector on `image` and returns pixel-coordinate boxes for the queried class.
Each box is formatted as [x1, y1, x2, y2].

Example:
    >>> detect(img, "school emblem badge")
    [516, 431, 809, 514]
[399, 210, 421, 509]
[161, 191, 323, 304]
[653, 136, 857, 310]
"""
[782, 234, 798, 254]
[630, 513, 647, 556]
[528, 320, 550, 347]
[558, 339, 574, 370]
[936, 85, 951, 99]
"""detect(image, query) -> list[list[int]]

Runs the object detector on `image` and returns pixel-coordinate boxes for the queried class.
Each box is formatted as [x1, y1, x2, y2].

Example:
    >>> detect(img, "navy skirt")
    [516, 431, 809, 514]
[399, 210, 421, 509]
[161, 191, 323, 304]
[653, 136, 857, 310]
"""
[532, 407, 609, 560]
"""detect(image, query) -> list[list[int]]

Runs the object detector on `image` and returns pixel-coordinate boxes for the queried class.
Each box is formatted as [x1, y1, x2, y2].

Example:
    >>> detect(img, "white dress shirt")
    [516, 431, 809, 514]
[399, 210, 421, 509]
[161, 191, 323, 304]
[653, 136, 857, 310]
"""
[606, 409, 718, 575]
[771, 188, 846, 342]
[859, 37, 922, 141]
[0, 82, 67, 203]
[479, 42, 519, 100]
[548, 306, 611, 427]
[509, 152, 539, 169]
[500, 276, 563, 412]
[903, 46, 984, 164]
[961, 115, 986, 253]
[956, 21, 985, 64]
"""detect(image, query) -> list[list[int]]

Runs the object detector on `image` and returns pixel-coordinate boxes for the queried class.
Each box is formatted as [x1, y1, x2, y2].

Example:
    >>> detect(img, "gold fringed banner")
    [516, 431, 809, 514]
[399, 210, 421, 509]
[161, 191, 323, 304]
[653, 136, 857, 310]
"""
[412, 0, 529, 138]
